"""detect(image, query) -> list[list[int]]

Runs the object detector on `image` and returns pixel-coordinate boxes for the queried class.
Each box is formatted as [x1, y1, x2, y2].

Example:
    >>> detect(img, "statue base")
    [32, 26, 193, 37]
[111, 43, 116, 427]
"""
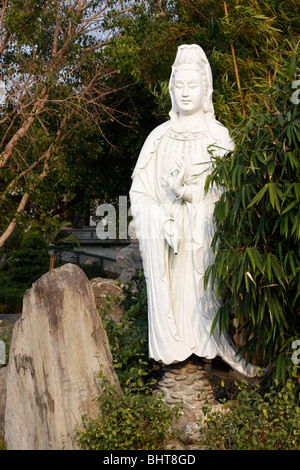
[154, 357, 217, 413]
[154, 356, 233, 448]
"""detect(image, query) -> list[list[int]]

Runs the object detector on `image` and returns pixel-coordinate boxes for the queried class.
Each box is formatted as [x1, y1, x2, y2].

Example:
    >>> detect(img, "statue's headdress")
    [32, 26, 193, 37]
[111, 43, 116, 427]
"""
[172, 44, 206, 69]
[169, 44, 214, 120]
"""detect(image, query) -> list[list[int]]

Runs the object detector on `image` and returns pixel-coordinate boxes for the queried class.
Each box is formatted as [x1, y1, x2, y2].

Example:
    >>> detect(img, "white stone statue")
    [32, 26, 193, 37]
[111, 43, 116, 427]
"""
[130, 44, 261, 377]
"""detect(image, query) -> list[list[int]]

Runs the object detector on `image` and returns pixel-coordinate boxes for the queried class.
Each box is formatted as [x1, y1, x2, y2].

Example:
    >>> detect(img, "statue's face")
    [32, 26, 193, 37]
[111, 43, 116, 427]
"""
[173, 67, 205, 116]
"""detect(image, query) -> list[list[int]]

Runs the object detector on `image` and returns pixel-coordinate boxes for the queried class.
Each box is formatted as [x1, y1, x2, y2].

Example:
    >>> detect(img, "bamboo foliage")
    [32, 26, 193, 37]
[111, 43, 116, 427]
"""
[223, 1, 245, 116]
[204, 45, 299, 382]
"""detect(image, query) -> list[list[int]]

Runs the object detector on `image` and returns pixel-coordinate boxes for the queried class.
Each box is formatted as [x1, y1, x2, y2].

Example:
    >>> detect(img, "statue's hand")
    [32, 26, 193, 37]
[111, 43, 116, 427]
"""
[163, 219, 180, 254]
[167, 160, 185, 198]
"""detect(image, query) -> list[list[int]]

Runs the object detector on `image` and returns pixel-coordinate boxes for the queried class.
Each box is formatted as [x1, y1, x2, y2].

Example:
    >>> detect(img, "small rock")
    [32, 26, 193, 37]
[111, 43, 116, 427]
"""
[90, 277, 124, 317]
[181, 422, 202, 444]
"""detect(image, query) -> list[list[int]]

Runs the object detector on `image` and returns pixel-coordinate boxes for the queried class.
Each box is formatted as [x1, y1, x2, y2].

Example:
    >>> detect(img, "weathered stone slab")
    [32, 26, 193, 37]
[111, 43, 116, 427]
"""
[5, 263, 121, 450]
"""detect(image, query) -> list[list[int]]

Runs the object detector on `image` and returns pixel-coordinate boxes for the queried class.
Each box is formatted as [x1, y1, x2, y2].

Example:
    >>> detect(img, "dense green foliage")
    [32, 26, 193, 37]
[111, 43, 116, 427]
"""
[7, 232, 49, 284]
[0, 322, 12, 369]
[200, 375, 300, 450]
[73, 373, 177, 450]
[0, 232, 49, 313]
[106, 0, 299, 126]
[205, 50, 299, 382]
[0, 440, 6, 450]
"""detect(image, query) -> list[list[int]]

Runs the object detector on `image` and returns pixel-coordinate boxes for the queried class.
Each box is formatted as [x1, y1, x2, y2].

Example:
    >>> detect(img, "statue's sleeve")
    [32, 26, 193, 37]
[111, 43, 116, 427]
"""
[130, 122, 173, 242]
[130, 172, 171, 245]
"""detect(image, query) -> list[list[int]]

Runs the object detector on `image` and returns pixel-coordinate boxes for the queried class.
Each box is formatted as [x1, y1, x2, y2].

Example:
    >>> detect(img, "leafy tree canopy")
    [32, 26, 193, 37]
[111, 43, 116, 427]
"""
[0, 0, 131, 246]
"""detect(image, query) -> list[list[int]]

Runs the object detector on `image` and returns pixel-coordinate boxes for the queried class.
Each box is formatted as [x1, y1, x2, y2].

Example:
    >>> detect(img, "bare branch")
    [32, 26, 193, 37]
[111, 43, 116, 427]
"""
[0, 89, 49, 168]
[0, 193, 29, 248]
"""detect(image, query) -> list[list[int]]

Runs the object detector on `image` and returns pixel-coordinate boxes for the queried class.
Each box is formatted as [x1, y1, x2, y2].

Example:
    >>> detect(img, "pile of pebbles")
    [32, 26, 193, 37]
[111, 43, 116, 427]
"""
[155, 358, 216, 411]
[154, 358, 227, 449]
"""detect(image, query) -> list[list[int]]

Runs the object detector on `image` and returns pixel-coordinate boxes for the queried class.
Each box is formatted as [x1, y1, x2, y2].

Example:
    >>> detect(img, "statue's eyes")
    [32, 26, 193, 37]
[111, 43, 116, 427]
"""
[189, 81, 200, 89]
[175, 81, 200, 89]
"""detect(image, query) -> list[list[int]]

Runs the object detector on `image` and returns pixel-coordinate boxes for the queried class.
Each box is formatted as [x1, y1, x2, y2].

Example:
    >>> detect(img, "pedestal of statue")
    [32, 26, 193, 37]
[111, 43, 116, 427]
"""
[154, 356, 220, 427]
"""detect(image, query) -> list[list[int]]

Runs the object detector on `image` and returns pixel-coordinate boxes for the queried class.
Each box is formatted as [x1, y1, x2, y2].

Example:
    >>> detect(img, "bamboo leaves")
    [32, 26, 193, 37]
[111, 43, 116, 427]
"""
[206, 49, 299, 381]
[246, 247, 263, 273]
[247, 184, 268, 208]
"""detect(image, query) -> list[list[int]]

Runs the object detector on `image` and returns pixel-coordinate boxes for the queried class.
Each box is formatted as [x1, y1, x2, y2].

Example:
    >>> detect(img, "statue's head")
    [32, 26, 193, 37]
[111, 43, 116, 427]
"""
[169, 45, 214, 121]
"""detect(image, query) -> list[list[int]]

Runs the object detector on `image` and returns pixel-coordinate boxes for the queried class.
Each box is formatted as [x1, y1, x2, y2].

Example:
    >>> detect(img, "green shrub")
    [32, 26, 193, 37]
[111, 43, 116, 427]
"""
[200, 374, 300, 450]
[74, 374, 177, 450]
[0, 322, 13, 368]
[0, 282, 24, 314]
[0, 440, 7, 450]
[0, 231, 49, 313]
[8, 231, 49, 284]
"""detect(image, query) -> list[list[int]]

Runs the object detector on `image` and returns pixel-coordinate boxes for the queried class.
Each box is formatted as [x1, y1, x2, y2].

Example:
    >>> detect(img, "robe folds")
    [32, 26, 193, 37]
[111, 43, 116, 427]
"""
[130, 119, 262, 378]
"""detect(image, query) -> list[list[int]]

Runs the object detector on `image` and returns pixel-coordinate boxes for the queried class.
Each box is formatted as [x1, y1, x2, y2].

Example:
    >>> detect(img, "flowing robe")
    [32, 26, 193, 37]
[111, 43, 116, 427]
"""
[130, 120, 260, 377]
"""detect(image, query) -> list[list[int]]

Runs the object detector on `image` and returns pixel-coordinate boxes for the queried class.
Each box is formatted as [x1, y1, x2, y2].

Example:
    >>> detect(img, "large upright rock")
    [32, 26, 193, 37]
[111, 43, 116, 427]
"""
[5, 263, 121, 450]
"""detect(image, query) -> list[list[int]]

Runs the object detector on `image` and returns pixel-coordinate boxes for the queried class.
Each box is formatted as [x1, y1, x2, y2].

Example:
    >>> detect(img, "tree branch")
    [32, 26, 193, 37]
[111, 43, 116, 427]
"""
[0, 193, 29, 248]
[0, 89, 49, 168]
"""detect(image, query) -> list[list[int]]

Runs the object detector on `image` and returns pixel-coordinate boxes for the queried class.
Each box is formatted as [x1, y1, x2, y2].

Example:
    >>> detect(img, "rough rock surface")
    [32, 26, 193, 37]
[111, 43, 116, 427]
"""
[90, 277, 124, 319]
[5, 263, 121, 450]
[116, 243, 143, 285]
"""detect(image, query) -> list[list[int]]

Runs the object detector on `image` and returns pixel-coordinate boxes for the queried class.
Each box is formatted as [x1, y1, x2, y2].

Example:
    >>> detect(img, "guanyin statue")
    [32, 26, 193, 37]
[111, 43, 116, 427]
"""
[130, 44, 263, 378]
